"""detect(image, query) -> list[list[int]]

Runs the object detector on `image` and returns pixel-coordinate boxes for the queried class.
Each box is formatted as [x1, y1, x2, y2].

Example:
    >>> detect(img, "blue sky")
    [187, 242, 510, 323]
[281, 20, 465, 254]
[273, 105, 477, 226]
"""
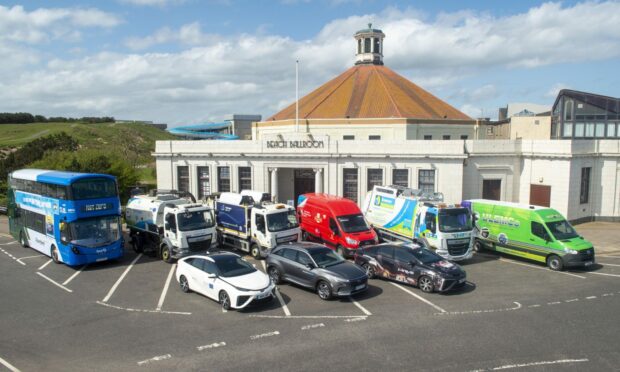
[0, 1, 619, 124]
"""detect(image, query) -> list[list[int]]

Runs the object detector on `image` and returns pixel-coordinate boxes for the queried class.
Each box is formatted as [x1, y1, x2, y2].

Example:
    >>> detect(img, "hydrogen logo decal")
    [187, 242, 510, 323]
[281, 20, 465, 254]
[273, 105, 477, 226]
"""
[480, 227, 490, 239]
[209, 283, 214, 289]
[498, 233, 508, 245]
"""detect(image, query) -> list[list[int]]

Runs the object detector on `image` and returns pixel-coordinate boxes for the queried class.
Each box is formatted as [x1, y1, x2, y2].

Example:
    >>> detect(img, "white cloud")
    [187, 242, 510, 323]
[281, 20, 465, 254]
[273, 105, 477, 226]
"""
[1, 2, 620, 125]
[546, 83, 571, 98]
[119, 0, 186, 7]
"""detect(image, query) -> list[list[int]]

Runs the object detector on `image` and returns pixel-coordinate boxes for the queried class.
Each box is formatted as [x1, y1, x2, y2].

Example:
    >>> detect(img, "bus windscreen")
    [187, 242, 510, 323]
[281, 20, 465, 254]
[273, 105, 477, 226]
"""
[71, 178, 117, 200]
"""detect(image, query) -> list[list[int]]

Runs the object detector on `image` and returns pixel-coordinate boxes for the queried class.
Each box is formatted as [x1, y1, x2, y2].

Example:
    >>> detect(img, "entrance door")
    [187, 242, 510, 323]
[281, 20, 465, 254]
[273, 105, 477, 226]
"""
[482, 179, 502, 200]
[294, 169, 315, 206]
[530, 184, 551, 207]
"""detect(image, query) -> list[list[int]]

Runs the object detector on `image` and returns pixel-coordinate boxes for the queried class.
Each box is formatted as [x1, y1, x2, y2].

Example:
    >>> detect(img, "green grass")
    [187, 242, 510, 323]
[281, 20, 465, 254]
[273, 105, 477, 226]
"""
[0, 122, 177, 164]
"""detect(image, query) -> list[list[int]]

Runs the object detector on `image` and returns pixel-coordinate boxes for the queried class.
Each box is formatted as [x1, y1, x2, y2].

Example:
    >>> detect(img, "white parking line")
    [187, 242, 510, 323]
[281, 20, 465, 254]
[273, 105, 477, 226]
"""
[390, 282, 446, 313]
[38, 259, 53, 271]
[137, 354, 171, 366]
[469, 357, 588, 371]
[96, 301, 191, 315]
[36, 272, 73, 293]
[262, 260, 292, 316]
[349, 297, 372, 316]
[156, 264, 176, 311]
[497, 258, 587, 279]
[16, 254, 45, 265]
[0, 247, 26, 266]
[102, 253, 142, 303]
[0, 233, 13, 238]
[250, 314, 366, 319]
[0, 241, 18, 246]
[197, 342, 226, 351]
[301, 323, 325, 330]
[579, 271, 620, 278]
[250, 331, 279, 340]
[62, 265, 87, 286]
[0, 355, 21, 372]
[599, 262, 620, 267]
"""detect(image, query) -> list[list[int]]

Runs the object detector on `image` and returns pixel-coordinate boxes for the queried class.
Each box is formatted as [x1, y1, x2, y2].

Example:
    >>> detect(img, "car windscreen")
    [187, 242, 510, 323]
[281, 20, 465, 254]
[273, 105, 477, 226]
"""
[411, 248, 442, 264]
[216, 256, 256, 277]
[178, 211, 209, 232]
[546, 220, 579, 240]
[438, 208, 472, 233]
[67, 215, 121, 247]
[309, 248, 345, 268]
[336, 214, 370, 233]
[267, 210, 299, 232]
[70, 178, 117, 200]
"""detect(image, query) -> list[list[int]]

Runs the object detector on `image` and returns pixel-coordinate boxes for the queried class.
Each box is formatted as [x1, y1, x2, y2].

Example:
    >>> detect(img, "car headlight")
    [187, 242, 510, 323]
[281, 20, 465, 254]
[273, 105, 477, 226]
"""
[345, 237, 358, 246]
[564, 248, 578, 254]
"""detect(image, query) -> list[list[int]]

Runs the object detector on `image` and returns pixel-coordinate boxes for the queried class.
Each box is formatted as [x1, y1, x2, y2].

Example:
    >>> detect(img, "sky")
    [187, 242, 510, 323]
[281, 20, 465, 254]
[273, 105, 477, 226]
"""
[0, 0, 619, 125]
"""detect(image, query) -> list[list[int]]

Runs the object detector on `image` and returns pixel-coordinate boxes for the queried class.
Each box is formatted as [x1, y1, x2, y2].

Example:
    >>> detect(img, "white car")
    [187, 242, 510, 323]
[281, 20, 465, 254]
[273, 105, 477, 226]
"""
[175, 253, 275, 310]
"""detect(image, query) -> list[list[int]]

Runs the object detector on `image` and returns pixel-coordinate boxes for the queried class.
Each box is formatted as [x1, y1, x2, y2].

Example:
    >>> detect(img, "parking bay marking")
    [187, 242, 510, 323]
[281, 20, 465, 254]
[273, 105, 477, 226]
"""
[262, 260, 291, 317]
[0, 355, 21, 372]
[96, 301, 191, 315]
[469, 357, 588, 371]
[599, 262, 620, 267]
[137, 354, 171, 366]
[577, 271, 620, 278]
[497, 258, 587, 279]
[38, 259, 53, 271]
[301, 323, 324, 330]
[16, 254, 46, 265]
[390, 282, 447, 313]
[0, 247, 26, 266]
[197, 342, 226, 351]
[250, 331, 280, 340]
[102, 253, 142, 303]
[250, 314, 366, 319]
[62, 265, 87, 286]
[156, 263, 176, 311]
[36, 272, 73, 293]
[349, 297, 372, 316]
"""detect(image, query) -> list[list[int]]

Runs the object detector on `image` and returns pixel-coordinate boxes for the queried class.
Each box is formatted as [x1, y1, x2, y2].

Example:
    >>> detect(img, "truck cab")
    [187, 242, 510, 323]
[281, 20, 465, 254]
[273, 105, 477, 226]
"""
[413, 203, 473, 260]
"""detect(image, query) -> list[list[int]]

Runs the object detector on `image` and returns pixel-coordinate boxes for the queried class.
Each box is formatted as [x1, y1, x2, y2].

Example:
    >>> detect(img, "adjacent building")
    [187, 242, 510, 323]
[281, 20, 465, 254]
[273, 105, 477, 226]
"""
[551, 90, 620, 140]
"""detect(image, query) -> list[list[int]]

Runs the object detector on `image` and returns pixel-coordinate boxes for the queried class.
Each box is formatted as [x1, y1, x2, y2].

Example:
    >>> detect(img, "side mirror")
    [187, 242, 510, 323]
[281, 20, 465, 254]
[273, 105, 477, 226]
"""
[305, 262, 316, 270]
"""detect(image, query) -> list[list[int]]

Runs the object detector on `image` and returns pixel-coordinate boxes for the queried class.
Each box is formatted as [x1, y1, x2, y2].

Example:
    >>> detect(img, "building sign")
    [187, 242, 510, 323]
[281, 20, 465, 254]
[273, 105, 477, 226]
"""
[266, 139, 325, 149]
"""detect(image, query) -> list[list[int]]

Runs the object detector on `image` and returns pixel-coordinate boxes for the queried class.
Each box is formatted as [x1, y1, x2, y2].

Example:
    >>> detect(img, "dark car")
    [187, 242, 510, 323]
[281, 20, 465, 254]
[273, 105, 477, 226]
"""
[354, 243, 466, 293]
[266, 242, 368, 300]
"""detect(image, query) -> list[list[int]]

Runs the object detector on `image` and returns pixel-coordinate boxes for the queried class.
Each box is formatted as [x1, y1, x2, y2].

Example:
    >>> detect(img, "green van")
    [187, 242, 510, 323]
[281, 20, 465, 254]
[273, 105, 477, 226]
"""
[462, 199, 595, 271]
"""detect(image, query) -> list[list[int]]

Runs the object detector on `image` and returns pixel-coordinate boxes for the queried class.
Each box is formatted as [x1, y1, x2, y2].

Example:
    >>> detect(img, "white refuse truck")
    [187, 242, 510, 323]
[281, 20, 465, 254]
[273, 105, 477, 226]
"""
[125, 190, 216, 263]
[212, 190, 300, 259]
[362, 185, 474, 261]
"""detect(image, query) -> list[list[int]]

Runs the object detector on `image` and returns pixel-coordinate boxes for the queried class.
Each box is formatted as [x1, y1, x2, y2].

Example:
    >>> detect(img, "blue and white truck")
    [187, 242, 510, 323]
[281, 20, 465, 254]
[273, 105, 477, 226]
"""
[362, 185, 474, 261]
[213, 190, 300, 259]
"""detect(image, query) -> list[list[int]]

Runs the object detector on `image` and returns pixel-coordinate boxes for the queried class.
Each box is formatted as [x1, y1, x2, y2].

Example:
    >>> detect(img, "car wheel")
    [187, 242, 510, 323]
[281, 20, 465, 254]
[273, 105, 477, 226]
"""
[336, 245, 346, 258]
[547, 255, 564, 271]
[268, 266, 282, 285]
[250, 243, 261, 259]
[473, 239, 483, 253]
[418, 275, 434, 293]
[19, 231, 29, 248]
[161, 244, 173, 263]
[219, 290, 231, 310]
[363, 263, 375, 279]
[50, 245, 60, 264]
[179, 275, 191, 293]
[316, 280, 332, 300]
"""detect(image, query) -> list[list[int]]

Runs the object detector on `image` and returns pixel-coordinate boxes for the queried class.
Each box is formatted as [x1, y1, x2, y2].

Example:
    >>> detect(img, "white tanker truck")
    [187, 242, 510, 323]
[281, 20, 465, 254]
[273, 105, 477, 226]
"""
[125, 190, 216, 263]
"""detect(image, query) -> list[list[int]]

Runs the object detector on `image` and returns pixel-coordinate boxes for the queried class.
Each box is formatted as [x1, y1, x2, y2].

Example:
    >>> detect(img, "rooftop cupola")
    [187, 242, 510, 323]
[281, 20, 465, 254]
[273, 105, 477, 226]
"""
[354, 23, 385, 65]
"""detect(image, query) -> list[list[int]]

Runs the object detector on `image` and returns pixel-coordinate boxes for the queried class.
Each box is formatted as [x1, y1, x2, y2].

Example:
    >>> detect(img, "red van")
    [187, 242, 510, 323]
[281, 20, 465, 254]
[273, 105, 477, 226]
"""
[297, 193, 378, 257]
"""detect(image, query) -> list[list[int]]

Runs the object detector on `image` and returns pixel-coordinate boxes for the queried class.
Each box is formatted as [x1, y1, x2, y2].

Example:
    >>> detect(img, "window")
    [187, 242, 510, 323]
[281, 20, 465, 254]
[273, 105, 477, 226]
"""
[377, 245, 394, 258]
[564, 99, 573, 121]
[238, 167, 252, 191]
[460, 135, 468, 140]
[580, 167, 591, 204]
[562, 122, 573, 137]
[364, 38, 371, 53]
[177, 166, 189, 193]
[217, 166, 230, 192]
[418, 170, 435, 193]
[197, 166, 210, 199]
[255, 214, 266, 234]
[574, 122, 585, 137]
[531, 222, 549, 241]
[395, 248, 415, 263]
[369, 135, 381, 140]
[423, 135, 432, 140]
[204, 260, 218, 274]
[424, 213, 436, 233]
[281, 248, 298, 261]
[534, 120, 540, 125]
[486, 127, 494, 135]
[606, 123, 616, 138]
[373, 38, 380, 53]
[343, 168, 358, 202]
[357, 39, 362, 54]
[191, 258, 205, 270]
[367, 169, 383, 192]
[297, 252, 313, 266]
[595, 123, 605, 138]
[343, 135, 355, 140]
[392, 169, 408, 188]
[585, 123, 595, 137]
[442, 135, 451, 140]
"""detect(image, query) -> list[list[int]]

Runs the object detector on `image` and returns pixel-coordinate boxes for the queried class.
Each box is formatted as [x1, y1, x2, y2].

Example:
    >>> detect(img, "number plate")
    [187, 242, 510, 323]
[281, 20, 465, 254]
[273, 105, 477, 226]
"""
[584, 261, 594, 267]
[355, 284, 366, 290]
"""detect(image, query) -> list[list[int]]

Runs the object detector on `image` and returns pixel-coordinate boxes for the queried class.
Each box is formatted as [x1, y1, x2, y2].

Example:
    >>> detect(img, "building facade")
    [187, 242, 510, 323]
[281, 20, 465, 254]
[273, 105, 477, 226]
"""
[551, 90, 620, 140]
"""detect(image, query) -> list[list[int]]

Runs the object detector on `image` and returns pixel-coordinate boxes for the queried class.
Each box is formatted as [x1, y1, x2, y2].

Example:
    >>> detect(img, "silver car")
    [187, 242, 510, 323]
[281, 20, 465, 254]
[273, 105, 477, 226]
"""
[266, 242, 368, 300]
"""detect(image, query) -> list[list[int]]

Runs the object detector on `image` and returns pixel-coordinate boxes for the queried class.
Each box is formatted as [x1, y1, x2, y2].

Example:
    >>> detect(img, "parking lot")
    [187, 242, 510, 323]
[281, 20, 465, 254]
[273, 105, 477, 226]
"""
[1, 217, 620, 371]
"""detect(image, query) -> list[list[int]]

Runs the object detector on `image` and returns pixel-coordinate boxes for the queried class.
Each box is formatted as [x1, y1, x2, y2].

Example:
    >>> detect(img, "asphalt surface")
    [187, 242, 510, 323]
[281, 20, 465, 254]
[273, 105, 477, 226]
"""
[0, 219, 619, 371]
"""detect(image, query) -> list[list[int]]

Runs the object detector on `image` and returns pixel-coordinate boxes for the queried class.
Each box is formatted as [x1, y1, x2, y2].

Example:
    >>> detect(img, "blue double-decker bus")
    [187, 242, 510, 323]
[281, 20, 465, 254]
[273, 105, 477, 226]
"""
[7, 169, 124, 266]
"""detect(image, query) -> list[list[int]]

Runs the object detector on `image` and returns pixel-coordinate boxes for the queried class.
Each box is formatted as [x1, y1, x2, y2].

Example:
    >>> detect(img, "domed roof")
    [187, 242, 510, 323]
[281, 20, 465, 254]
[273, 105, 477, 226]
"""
[267, 64, 471, 121]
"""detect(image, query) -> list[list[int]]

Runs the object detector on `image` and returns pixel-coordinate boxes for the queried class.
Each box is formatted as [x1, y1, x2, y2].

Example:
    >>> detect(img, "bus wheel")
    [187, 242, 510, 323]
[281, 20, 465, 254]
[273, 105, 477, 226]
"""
[19, 231, 29, 248]
[547, 255, 564, 271]
[161, 245, 173, 263]
[250, 243, 261, 259]
[51, 245, 60, 264]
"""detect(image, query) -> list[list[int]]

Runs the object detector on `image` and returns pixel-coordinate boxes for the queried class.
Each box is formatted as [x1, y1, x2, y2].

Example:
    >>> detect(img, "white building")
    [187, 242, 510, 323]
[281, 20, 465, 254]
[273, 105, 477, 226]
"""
[154, 26, 620, 223]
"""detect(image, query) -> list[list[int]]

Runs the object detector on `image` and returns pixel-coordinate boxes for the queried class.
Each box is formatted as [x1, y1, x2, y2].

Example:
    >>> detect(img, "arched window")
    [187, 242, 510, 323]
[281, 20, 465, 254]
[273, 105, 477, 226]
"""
[564, 99, 573, 121]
